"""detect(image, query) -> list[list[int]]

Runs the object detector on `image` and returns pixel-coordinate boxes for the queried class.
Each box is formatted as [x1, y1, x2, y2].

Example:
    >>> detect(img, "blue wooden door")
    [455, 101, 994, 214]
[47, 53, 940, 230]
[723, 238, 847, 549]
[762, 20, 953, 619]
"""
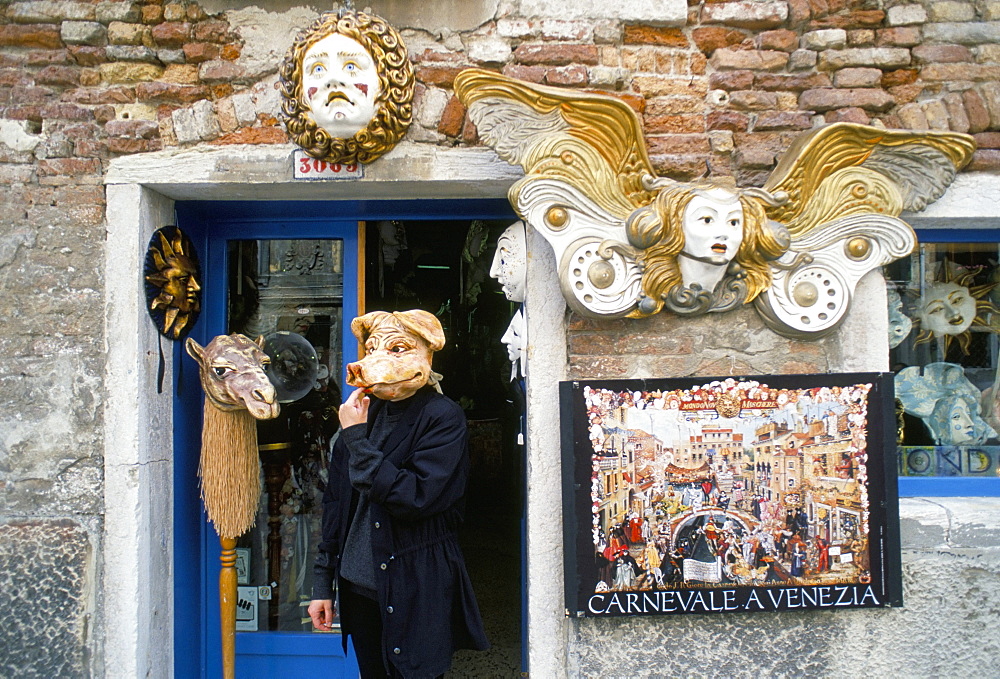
[172, 199, 517, 678]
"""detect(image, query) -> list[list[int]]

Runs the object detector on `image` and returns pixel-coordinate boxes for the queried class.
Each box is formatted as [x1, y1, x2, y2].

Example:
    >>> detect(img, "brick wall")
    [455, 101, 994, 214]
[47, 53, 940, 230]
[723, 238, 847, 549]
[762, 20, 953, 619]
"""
[1, 0, 998, 675]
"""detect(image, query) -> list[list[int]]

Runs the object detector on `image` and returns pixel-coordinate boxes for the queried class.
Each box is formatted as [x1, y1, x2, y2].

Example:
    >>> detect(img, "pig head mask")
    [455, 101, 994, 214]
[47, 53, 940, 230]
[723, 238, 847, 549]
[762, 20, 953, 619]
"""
[346, 309, 446, 401]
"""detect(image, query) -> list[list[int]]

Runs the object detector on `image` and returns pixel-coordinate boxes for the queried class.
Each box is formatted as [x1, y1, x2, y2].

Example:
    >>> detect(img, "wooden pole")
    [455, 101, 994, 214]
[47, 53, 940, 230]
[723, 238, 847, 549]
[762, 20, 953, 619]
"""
[220, 536, 238, 679]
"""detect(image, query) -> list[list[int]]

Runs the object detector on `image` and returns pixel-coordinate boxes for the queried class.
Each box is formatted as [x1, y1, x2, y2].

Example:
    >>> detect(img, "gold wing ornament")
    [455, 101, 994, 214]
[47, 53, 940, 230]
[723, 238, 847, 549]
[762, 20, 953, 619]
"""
[755, 124, 975, 338]
[456, 69, 976, 336]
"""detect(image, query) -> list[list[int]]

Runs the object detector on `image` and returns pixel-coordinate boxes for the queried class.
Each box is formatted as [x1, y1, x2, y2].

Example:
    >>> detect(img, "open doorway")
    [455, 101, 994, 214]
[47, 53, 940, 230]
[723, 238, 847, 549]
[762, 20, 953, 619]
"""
[364, 218, 525, 676]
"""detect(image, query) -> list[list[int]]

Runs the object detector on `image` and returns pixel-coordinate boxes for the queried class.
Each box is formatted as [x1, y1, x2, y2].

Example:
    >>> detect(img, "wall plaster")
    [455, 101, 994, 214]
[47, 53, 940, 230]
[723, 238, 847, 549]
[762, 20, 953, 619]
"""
[103, 143, 1000, 677]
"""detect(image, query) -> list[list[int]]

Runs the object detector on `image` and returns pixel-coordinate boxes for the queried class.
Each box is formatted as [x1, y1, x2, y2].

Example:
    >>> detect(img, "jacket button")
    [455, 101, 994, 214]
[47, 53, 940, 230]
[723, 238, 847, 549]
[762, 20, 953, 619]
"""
[374, 521, 381, 529]
[380, 563, 387, 570]
[386, 606, 394, 614]
[393, 648, 401, 655]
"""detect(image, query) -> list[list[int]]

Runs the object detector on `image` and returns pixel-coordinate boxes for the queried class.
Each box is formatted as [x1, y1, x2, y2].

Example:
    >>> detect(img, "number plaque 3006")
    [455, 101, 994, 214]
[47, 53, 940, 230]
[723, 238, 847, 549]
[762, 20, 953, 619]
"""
[293, 149, 363, 180]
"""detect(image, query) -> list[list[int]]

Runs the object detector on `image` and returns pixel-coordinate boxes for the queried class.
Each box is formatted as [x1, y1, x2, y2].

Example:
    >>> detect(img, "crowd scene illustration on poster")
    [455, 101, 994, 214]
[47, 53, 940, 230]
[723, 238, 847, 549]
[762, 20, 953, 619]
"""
[574, 377, 897, 616]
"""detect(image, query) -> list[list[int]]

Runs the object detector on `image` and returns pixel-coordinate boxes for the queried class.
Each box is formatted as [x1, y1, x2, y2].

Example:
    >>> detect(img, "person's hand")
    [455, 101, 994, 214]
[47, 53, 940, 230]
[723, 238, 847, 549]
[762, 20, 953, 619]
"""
[339, 387, 370, 428]
[308, 599, 336, 631]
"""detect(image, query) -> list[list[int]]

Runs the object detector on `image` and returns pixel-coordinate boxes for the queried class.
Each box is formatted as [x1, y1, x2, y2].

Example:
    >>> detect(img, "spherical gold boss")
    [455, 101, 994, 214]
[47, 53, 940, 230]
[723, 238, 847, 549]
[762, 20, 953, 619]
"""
[845, 237, 871, 260]
[546, 207, 569, 229]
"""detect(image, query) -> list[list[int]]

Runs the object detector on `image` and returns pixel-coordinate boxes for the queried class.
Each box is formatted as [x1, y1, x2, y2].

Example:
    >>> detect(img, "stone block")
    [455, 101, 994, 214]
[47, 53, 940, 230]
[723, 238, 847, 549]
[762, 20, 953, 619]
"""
[876, 27, 922, 47]
[691, 26, 746, 55]
[588, 65, 629, 88]
[789, 49, 818, 70]
[192, 19, 231, 43]
[35, 65, 79, 87]
[799, 87, 895, 111]
[881, 69, 918, 87]
[158, 48, 185, 65]
[976, 45, 1000, 63]
[105, 45, 158, 63]
[729, 90, 778, 110]
[61, 21, 107, 46]
[824, 106, 870, 123]
[501, 64, 546, 84]
[513, 43, 599, 66]
[700, 1, 789, 30]
[847, 29, 876, 46]
[887, 4, 927, 26]
[151, 21, 191, 48]
[545, 64, 588, 86]
[758, 29, 798, 52]
[928, 2, 976, 22]
[104, 118, 158, 137]
[803, 28, 847, 50]
[417, 64, 471, 87]
[710, 48, 789, 71]
[921, 63, 1000, 82]
[517, 0, 687, 24]
[539, 19, 593, 41]
[0, 24, 63, 49]
[922, 99, 951, 130]
[644, 113, 706, 133]
[943, 91, 971, 132]
[754, 72, 831, 91]
[735, 146, 776, 168]
[199, 60, 243, 83]
[987, 1, 1000, 20]
[625, 25, 689, 47]
[707, 110, 750, 131]
[9, 1, 95, 23]
[106, 21, 148, 46]
[497, 18, 535, 39]
[818, 47, 911, 70]
[709, 129, 735, 152]
[833, 67, 882, 88]
[467, 36, 512, 65]
[969, 148, 1000, 170]
[754, 110, 813, 129]
[96, 2, 140, 24]
[912, 43, 972, 63]
[135, 81, 209, 103]
[0, 520, 91, 678]
[162, 63, 199, 84]
[593, 20, 621, 44]
[142, 4, 163, 24]
[183, 42, 221, 63]
[171, 99, 220, 143]
[923, 22, 1000, 45]
[980, 81, 1000, 128]
[632, 75, 709, 97]
[163, 3, 186, 21]
[709, 70, 755, 91]
[98, 61, 163, 83]
[897, 102, 929, 129]
[808, 10, 885, 30]
[963, 87, 991, 132]
[437, 95, 466, 137]
[415, 85, 449, 128]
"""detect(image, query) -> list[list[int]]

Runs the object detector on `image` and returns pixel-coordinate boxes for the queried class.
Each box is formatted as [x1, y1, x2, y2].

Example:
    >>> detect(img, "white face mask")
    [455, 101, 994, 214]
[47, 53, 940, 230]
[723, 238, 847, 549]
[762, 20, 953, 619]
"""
[301, 33, 381, 138]
[681, 189, 744, 267]
[917, 281, 976, 337]
[490, 222, 527, 303]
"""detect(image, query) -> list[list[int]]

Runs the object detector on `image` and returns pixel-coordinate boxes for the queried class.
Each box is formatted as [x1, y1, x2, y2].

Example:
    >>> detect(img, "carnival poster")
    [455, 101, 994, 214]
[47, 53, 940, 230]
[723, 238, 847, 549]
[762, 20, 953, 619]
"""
[560, 374, 902, 617]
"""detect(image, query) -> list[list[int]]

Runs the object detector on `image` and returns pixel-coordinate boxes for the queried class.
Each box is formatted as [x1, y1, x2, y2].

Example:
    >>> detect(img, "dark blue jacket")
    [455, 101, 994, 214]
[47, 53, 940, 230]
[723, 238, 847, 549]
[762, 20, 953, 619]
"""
[314, 386, 489, 678]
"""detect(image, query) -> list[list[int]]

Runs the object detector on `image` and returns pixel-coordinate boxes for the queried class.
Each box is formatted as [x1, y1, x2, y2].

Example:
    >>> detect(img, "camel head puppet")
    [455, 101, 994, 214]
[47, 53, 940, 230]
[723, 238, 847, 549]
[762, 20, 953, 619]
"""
[346, 310, 446, 401]
[186, 333, 280, 539]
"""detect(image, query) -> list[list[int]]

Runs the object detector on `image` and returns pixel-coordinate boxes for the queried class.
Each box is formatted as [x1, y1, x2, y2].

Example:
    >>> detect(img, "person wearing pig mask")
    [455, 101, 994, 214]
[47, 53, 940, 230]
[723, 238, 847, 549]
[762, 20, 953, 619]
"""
[308, 309, 488, 678]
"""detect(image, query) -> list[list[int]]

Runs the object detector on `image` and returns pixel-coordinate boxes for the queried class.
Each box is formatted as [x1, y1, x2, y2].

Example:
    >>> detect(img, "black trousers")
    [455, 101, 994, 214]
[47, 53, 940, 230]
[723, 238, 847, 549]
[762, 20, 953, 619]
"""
[339, 584, 446, 679]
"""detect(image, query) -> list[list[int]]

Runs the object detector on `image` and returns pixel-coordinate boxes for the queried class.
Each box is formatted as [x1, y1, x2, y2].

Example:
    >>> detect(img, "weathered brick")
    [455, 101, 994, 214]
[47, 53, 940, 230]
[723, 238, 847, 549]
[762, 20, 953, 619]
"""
[544, 64, 588, 86]
[0, 69, 31, 87]
[437, 95, 466, 137]
[876, 27, 922, 47]
[707, 110, 750, 131]
[887, 83, 924, 105]
[5, 104, 44, 122]
[11, 84, 57, 103]
[755, 110, 813, 129]
[158, 63, 197, 85]
[847, 29, 875, 47]
[98, 62, 163, 83]
[645, 114, 706, 133]
[135, 81, 210, 103]
[632, 75, 709, 97]
[26, 49, 71, 65]
[163, 3, 186, 21]
[9, 2, 96, 23]
[151, 21, 190, 47]
[912, 44, 973, 65]
[711, 48, 789, 71]
[729, 90, 779, 110]
[68, 46, 106, 66]
[37, 157, 102, 175]
[466, 36, 511, 65]
[833, 67, 882, 88]
[789, 49, 818, 70]
[0, 24, 63, 49]
[417, 64, 469, 87]
[818, 47, 911, 70]
[824, 106, 870, 123]
[754, 72, 832, 91]
[646, 96, 705, 115]
[171, 99, 220, 143]
[158, 48, 185, 65]
[973, 131, 1000, 147]
[939, 92, 970, 132]
[800, 87, 895, 111]
[809, 10, 886, 30]
[735, 147, 776, 168]
[0, 164, 36, 183]
[568, 355, 633, 378]
[497, 18, 535, 39]
[709, 70, 755, 91]
[701, 1, 789, 29]
[61, 21, 107, 46]
[538, 19, 593, 41]
[35, 65, 80, 87]
[79, 68, 101, 87]
[105, 137, 161, 153]
[922, 63, 1000, 81]
[691, 27, 747, 55]
[803, 28, 846, 50]
[513, 43, 599, 66]
[199, 60, 243, 82]
[183, 42, 220, 63]
[588, 65, 629, 88]
[976, 45, 1000, 63]
[501, 64, 545, 84]
[758, 29, 798, 52]
[881, 69, 918, 87]
[963, 87, 991, 132]
[104, 118, 158, 137]
[980, 82, 1000, 128]
[624, 25, 688, 47]
[647, 133, 712, 155]
[887, 4, 928, 26]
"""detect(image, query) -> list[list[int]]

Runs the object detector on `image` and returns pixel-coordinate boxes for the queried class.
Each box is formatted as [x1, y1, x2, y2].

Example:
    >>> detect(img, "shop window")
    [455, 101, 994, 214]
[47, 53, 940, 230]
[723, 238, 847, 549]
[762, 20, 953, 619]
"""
[886, 232, 1000, 495]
